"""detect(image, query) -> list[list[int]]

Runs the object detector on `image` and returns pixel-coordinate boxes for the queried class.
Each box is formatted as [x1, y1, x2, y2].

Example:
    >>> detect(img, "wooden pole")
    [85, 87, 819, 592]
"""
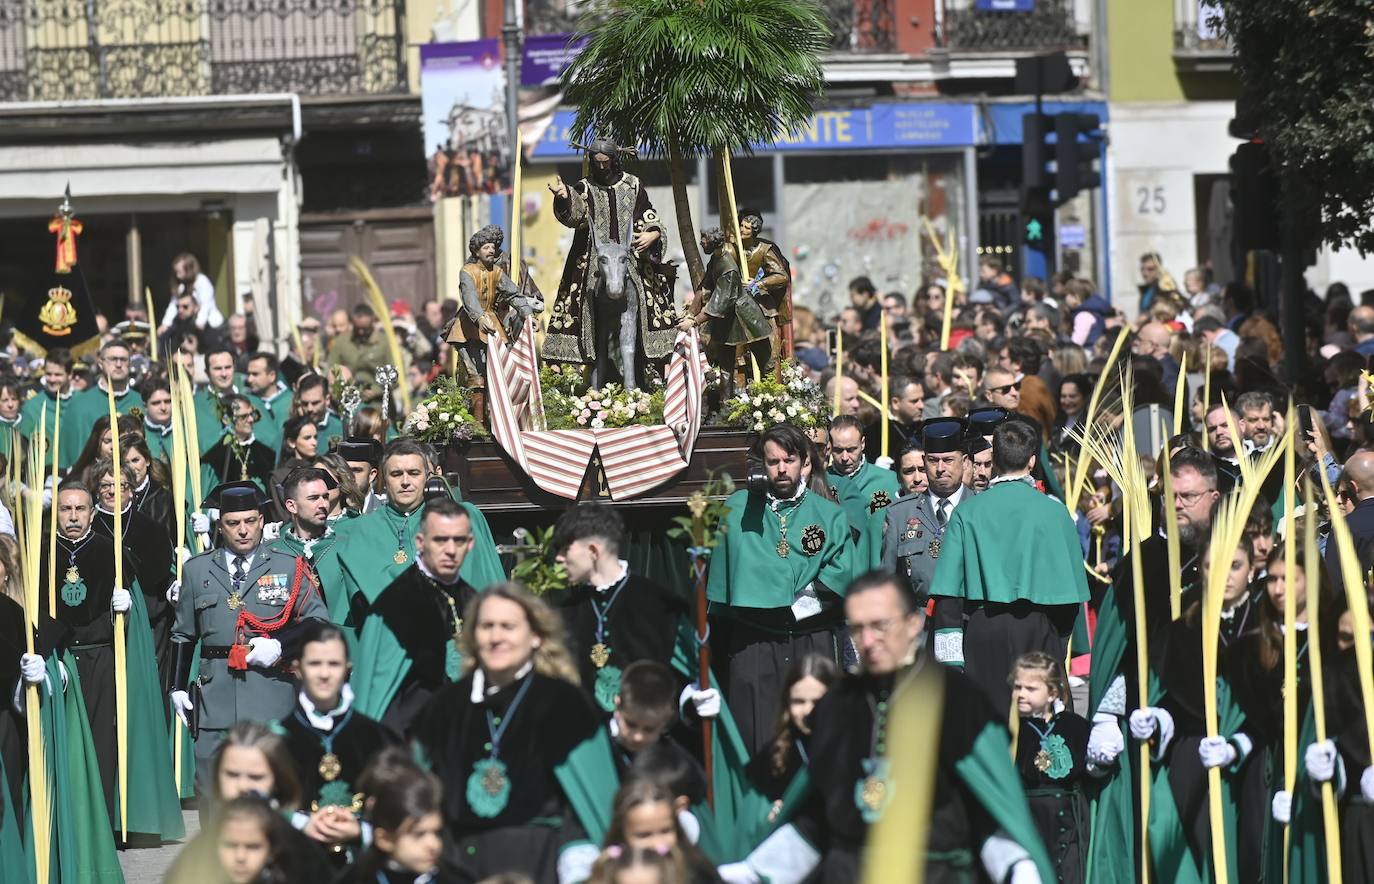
[1281, 423, 1297, 881]
[1303, 479, 1344, 883]
[24, 407, 49, 883]
[688, 494, 713, 807]
[107, 377, 128, 840]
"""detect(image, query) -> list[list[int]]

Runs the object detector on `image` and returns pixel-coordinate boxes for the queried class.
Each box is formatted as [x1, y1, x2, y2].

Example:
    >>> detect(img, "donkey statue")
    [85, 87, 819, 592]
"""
[588, 211, 641, 390]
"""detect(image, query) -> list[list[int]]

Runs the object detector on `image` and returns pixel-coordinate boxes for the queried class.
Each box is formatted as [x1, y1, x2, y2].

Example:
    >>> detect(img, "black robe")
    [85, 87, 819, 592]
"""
[1014, 712, 1091, 884]
[94, 504, 174, 695]
[794, 664, 1002, 883]
[0, 594, 69, 819]
[203, 435, 276, 489]
[333, 865, 463, 884]
[413, 671, 603, 884]
[546, 574, 688, 708]
[43, 529, 129, 822]
[745, 729, 807, 803]
[363, 564, 478, 735]
[132, 479, 176, 540]
[1326, 647, 1374, 883]
[281, 698, 400, 867]
[1104, 536, 1201, 714]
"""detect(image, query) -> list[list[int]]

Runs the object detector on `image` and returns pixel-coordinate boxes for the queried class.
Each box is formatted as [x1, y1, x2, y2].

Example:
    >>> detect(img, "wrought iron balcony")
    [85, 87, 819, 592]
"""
[1173, 0, 1232, 71]
[939, 0, 1088, 53]
[0, 0, 406, 103]
[822, 0, 897, 53]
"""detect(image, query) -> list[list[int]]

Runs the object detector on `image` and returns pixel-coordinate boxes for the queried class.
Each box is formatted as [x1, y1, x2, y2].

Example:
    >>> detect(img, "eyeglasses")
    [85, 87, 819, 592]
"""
[988, 381, 1021, 395]
[1175, 489, 1212, 506]
[848, 617, 902, 640]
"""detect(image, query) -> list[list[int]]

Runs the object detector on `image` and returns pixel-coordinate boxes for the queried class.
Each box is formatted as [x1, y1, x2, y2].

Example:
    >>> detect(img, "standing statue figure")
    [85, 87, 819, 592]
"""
[543, 138, 678, 390]
[446, 224, 543, 377]
[681, 227, 771, 393]
[736, 207, 793, 361]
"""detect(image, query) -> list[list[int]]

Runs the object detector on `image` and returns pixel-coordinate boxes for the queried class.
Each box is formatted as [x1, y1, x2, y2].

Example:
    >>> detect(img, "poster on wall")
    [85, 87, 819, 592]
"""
[421, 40, 511, 202]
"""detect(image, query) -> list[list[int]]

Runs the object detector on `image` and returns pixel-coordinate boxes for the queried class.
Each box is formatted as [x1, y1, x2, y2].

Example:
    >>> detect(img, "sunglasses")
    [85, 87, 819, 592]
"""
[988, 381, 1021, 395]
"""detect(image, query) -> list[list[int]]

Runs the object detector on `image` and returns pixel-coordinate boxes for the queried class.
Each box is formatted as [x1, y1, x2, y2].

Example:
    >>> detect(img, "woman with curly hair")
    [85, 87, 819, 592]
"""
[412, 582, 609, 883]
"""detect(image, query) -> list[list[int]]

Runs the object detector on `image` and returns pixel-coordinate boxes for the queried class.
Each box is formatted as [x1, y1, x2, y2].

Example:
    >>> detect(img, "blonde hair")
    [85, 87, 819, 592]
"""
[459, 582, 580, 685]
[1009, 651, 1068, 701]
[0, 534, 21, 605]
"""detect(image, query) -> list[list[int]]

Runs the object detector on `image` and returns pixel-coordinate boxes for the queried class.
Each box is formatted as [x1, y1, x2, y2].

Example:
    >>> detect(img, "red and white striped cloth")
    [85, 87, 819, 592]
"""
[485, 319, 705, 500]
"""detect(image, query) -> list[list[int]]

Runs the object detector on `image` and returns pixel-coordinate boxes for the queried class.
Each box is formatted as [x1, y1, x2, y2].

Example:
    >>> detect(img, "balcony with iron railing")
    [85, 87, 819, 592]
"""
[1173, 0, 1232, 72]
[0, 0, 407, 103]
[938, 0, 1088, 54]
[523, 0, 899, 53]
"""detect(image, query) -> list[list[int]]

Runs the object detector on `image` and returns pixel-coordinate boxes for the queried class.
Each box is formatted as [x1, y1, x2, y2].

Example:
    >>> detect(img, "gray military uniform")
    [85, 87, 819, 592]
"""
[880, 487, 972, 600]
[172, 543, 327, 781]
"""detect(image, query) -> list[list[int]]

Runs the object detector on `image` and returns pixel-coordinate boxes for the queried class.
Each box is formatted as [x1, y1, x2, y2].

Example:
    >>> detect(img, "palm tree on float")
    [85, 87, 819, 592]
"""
[561, 0, 829, 288]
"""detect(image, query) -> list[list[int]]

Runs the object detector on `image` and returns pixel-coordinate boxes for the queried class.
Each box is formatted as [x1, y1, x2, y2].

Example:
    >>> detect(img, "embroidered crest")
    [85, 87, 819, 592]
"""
[39, 286, 77, 336]
[869, 490, 892, 513]
[801, 524, 826, 556]
[1036, 733, 1075, 779]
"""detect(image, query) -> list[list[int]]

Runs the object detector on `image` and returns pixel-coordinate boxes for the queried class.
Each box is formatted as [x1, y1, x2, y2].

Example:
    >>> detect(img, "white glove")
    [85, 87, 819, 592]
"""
[263, 522, 282, 540]
[874, 455, 894, 470]
[178, 546, 192, 564]
[716, 862, 761, 884]
[1086, 715, 1124, 766]
[1199, 735, 1238, 769]
[245, 636, 282, 668]
[1305, 739, 1338, 783]
[687, 685, 721, 719]
[1271, 790, 1291, 824]
[1128, 708, 1159, 740]
[19, 653, 45, 684]
[170, 690, 193, 726]
[166, 580, 180, 604]
[1009, 859, 1042, 884]
[190, 511, 211, 534]
[1362, 767, 1374, 803]
[111, 588, 132, 613]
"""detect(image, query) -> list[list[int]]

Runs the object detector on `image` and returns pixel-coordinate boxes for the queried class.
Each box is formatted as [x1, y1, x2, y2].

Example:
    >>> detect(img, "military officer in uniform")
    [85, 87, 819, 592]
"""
[878, 418, 973, 602]
[169, 480, 328, 803]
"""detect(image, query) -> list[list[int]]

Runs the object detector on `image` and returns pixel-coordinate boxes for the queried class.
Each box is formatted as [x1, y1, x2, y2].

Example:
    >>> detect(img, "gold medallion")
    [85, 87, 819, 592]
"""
[318, 753, 342, 782]
[590, 643, 611, 669]
[776, 538, 790, 558]
[65, 565, 80, 584]
[482, 762, 508, 796]
[860, 775, 887, 812]
[226, 591, 243, 611]
[393, 549, 408, 565]
[1034, 749, 1052, 774]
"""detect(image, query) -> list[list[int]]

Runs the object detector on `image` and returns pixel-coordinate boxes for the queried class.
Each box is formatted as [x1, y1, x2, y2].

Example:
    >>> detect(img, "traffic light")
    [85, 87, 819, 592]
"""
[1230, 140, 1280, 251]
[1021, 112, 1052, 194]
[1054, 113, 1102, 206]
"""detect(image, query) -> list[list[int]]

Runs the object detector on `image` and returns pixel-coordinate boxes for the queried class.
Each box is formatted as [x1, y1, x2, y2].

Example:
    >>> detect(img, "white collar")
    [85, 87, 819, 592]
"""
[145, 416, 171, 436]
[0, 414, 19, 426]
[832, 458, 866, 480]
[988, 473, 1034, 488]
[931, 485, 965, 508]
[233, 433, 257, 447]
[97, 377, 130, 397]
[417, 554, 461, 587]
[299, 684, 354, 731]
[224, 547, 258, 568]
[767, 481, 807, 507]
[135, 475, 150, 495]
[470, 662, 534, 703]
[592, 559, 630, 593]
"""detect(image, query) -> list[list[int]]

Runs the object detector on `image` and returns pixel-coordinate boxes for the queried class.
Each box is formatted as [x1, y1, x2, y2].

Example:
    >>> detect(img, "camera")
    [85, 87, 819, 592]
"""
[745, 463, 770, 497]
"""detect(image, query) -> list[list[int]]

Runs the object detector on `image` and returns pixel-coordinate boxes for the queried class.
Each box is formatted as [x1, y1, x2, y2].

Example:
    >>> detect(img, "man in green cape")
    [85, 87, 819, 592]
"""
[707, 423, 855, 756]
[243, 351, 292, 454]
[825, 415, 899, 545]
[1084, 447, 1219, 882]
[63, 340, 144, 450]
[719, 572, 1054, 883]
[331, 438, 504, 623]
[193, 347, 241, 455]
[267, 467, 348, 621]
[292, 373, 345, 453]
[19, 348, 78, 470]
[928, 417, 1089, 712]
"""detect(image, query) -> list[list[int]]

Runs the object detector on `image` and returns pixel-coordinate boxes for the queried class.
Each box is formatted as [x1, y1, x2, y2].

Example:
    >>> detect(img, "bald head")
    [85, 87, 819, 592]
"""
[1137, 322, 1173, 351]
[1346, 451, 1374, 501]
[1351, 306, 1374, 341]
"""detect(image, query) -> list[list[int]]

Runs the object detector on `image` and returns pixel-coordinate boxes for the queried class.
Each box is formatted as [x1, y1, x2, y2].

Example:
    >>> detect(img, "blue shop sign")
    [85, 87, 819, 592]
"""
[975, 0, 1035, 10]
[530, 102, 978, 159]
